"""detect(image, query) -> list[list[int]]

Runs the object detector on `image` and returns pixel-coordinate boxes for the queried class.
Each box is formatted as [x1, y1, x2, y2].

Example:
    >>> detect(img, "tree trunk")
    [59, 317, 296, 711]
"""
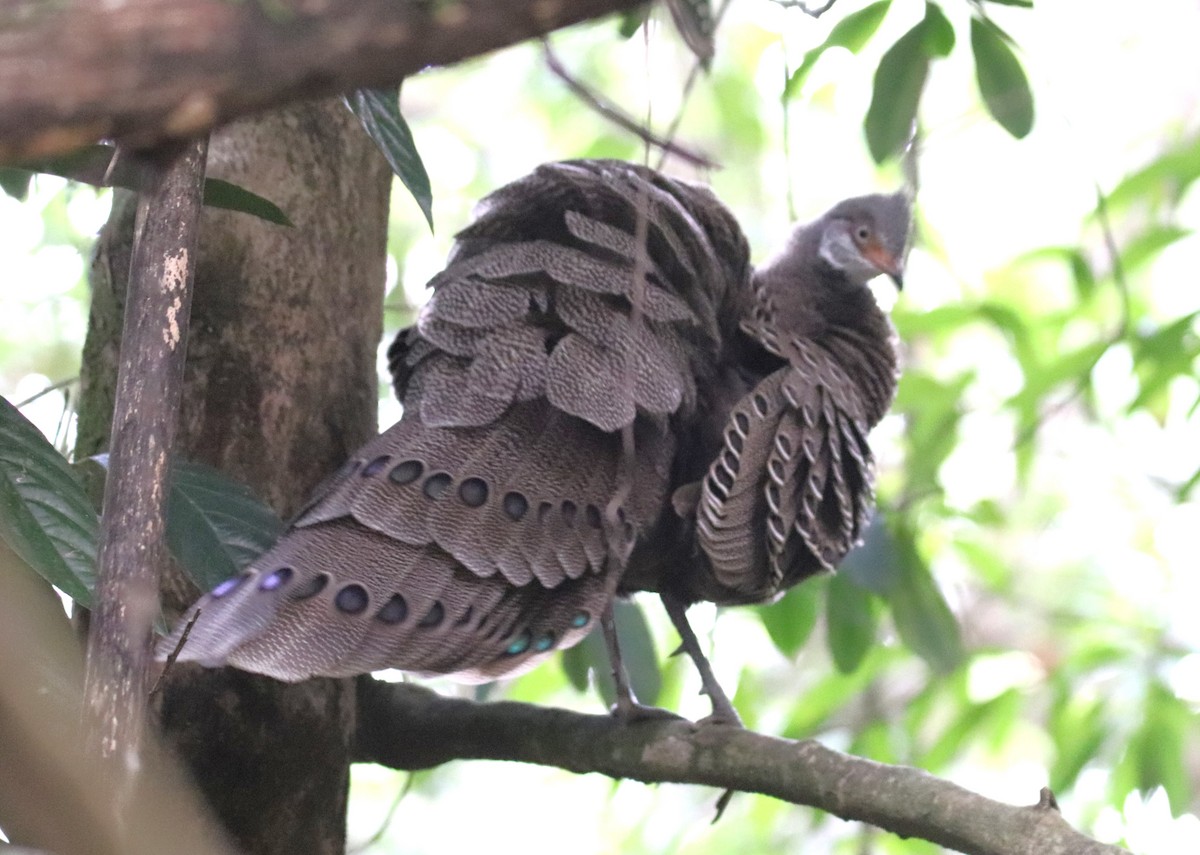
[77, 100, 391, 855]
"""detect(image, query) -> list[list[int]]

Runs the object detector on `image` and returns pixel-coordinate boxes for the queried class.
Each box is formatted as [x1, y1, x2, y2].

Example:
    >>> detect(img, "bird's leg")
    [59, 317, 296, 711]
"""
[662, 592, 743, 727]
[598, 411, 681, 724]
[600, 600, 638, 717]
[600, 600, 682, 723]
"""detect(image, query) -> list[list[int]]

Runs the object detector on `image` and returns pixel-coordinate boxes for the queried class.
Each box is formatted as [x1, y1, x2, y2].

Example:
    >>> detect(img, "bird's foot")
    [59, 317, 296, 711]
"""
[610, 697, 687, 724]
[695, 707, 743, 729]
[694, 688, 744, 728]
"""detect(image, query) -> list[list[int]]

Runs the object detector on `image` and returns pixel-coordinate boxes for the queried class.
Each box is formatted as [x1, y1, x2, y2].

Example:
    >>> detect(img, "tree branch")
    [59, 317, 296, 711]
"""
[355, 678, 1127, 855]
[0, 0, 645, 165]
[83, 140, 207, 772]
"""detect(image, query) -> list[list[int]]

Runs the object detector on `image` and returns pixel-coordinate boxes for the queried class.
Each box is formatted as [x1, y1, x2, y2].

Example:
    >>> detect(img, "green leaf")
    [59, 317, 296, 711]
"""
[1010, 340, 1109, 409]
[1129, 311, 1200, 415]
[165, 460, 284, 591]
[0, 167, 32, 200]
[785, 0, 891, 98]
[14, 144, 292, 225]
[921, 2, 955, 58]
[864, 24, 929, 163]
[838, 514, 902, 595]
[90, 455, 283, 592]
[614, 599, 662, 705]
[1105, 135, 1200, 211]
[827, 0, 892, 52]
[617, 7, 650, 38]
[894, 369, 971, 498]
[921, 689, 1022, 771]
[1121, 223, 1192, 272]
[1049, 691, 1108, 793]
[757, 576, 822, 657]
[970, 17, 1035, 138]
[575, 629, 616, 705]
[203, 178, 292, 226]
[560, 642, 592, 692]
[850, 719, 898, 764]
[983, 0, 1032, 6]
[1178, 464, 1200, 502]
[783, 647, 894, 737]
[1119, 682, 1193, 815]
[826, 573, 879, 673]
[571, 599, 661, 707]
[954, 537, 1009, 589]
[886, 524, 963, 673]
[0, 396, 97, 607]
[346, 88, 434, 231]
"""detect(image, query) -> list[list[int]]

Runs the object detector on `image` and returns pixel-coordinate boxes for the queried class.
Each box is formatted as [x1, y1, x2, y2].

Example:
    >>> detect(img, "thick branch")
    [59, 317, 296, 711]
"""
[83, 140, 207, 767]
[0, 0, 644, 164]
[355, 679, 1127, 855]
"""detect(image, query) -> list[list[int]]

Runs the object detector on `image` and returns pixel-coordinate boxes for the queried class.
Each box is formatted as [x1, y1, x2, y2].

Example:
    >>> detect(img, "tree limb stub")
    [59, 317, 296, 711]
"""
[355, 679, 1128, 855]
[0, 0, 646, 165]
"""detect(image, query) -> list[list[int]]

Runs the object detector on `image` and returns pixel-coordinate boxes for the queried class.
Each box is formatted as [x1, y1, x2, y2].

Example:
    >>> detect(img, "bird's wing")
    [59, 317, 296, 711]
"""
[162, 160, 751, 681]
[695, 339, 875, 602]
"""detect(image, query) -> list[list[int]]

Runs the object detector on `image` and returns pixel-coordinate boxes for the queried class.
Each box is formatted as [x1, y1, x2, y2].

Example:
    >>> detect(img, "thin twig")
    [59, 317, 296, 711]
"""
[780, 47, 797, 221]
[148, 608, 200, 697]
[654, 0, 735, 172]
[599, 32, 658, 711]
[15, 376, 78, 408]
[542, 39, 715, 169]
[772, 0, 839, 17]
[1092, 181, 1132, 332]
[348, 772, 417, 854]
[712, 788, 735, 823]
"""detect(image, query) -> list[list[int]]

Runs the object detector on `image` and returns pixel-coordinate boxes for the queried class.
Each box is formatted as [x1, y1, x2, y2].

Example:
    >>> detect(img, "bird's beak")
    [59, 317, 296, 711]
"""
[862, 242, 904, 290]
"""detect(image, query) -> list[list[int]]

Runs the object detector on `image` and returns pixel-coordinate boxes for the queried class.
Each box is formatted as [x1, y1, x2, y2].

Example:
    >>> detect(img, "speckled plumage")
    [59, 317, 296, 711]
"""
[161, 160, 908, 691]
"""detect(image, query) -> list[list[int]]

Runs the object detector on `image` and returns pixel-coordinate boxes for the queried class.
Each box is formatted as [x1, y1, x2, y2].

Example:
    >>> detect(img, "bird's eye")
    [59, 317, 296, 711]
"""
[855, 226, 871, 242]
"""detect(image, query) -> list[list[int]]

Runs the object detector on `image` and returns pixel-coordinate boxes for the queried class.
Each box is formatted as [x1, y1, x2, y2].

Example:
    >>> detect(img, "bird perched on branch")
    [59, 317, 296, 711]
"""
[162, 159, 909, 722]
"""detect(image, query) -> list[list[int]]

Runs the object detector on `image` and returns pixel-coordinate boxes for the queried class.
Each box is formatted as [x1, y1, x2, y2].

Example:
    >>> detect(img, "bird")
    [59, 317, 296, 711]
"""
[160, 159, 909, 722]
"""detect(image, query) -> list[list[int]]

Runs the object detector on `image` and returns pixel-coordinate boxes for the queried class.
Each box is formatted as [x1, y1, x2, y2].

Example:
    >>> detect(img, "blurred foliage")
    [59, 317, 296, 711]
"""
[2, 0, 1199, 853]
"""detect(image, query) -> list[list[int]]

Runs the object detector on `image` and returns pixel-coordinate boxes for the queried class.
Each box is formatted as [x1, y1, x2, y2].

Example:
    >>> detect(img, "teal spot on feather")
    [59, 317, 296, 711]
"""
[505, 629, 532, 656]
[534, 632, 556, 652]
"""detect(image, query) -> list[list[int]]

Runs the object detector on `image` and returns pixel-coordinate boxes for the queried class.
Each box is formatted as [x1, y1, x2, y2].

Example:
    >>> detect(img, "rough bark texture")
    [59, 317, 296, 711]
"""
[83, 138, 208, 774]
[77, 101, 391, 855]
[0, 0, 645, 163]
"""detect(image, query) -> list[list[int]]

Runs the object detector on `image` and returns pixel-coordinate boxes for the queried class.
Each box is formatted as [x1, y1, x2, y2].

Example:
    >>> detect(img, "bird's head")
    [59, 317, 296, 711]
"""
[816, 191, 912, 289]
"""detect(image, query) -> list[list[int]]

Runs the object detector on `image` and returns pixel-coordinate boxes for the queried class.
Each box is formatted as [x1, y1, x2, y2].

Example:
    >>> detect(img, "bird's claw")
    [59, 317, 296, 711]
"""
[610, 699, 687, 724]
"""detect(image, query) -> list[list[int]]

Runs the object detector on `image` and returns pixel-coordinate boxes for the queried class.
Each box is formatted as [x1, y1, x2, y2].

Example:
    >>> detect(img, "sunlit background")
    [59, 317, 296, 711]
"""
[2, 0, 1198, 852]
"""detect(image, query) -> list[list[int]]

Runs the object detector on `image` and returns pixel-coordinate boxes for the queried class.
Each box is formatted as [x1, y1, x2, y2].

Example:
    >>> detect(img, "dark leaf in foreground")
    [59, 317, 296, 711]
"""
[347, 87, 434, 231]
[0, 396, 97, 607]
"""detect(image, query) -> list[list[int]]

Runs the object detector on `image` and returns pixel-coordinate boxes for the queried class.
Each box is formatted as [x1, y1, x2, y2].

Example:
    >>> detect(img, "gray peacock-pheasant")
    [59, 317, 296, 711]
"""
[161, 159, 910, 722]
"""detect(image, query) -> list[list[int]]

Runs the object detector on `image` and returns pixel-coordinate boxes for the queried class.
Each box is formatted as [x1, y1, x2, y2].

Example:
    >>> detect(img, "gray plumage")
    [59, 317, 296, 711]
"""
[161, 160, 909, 688]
